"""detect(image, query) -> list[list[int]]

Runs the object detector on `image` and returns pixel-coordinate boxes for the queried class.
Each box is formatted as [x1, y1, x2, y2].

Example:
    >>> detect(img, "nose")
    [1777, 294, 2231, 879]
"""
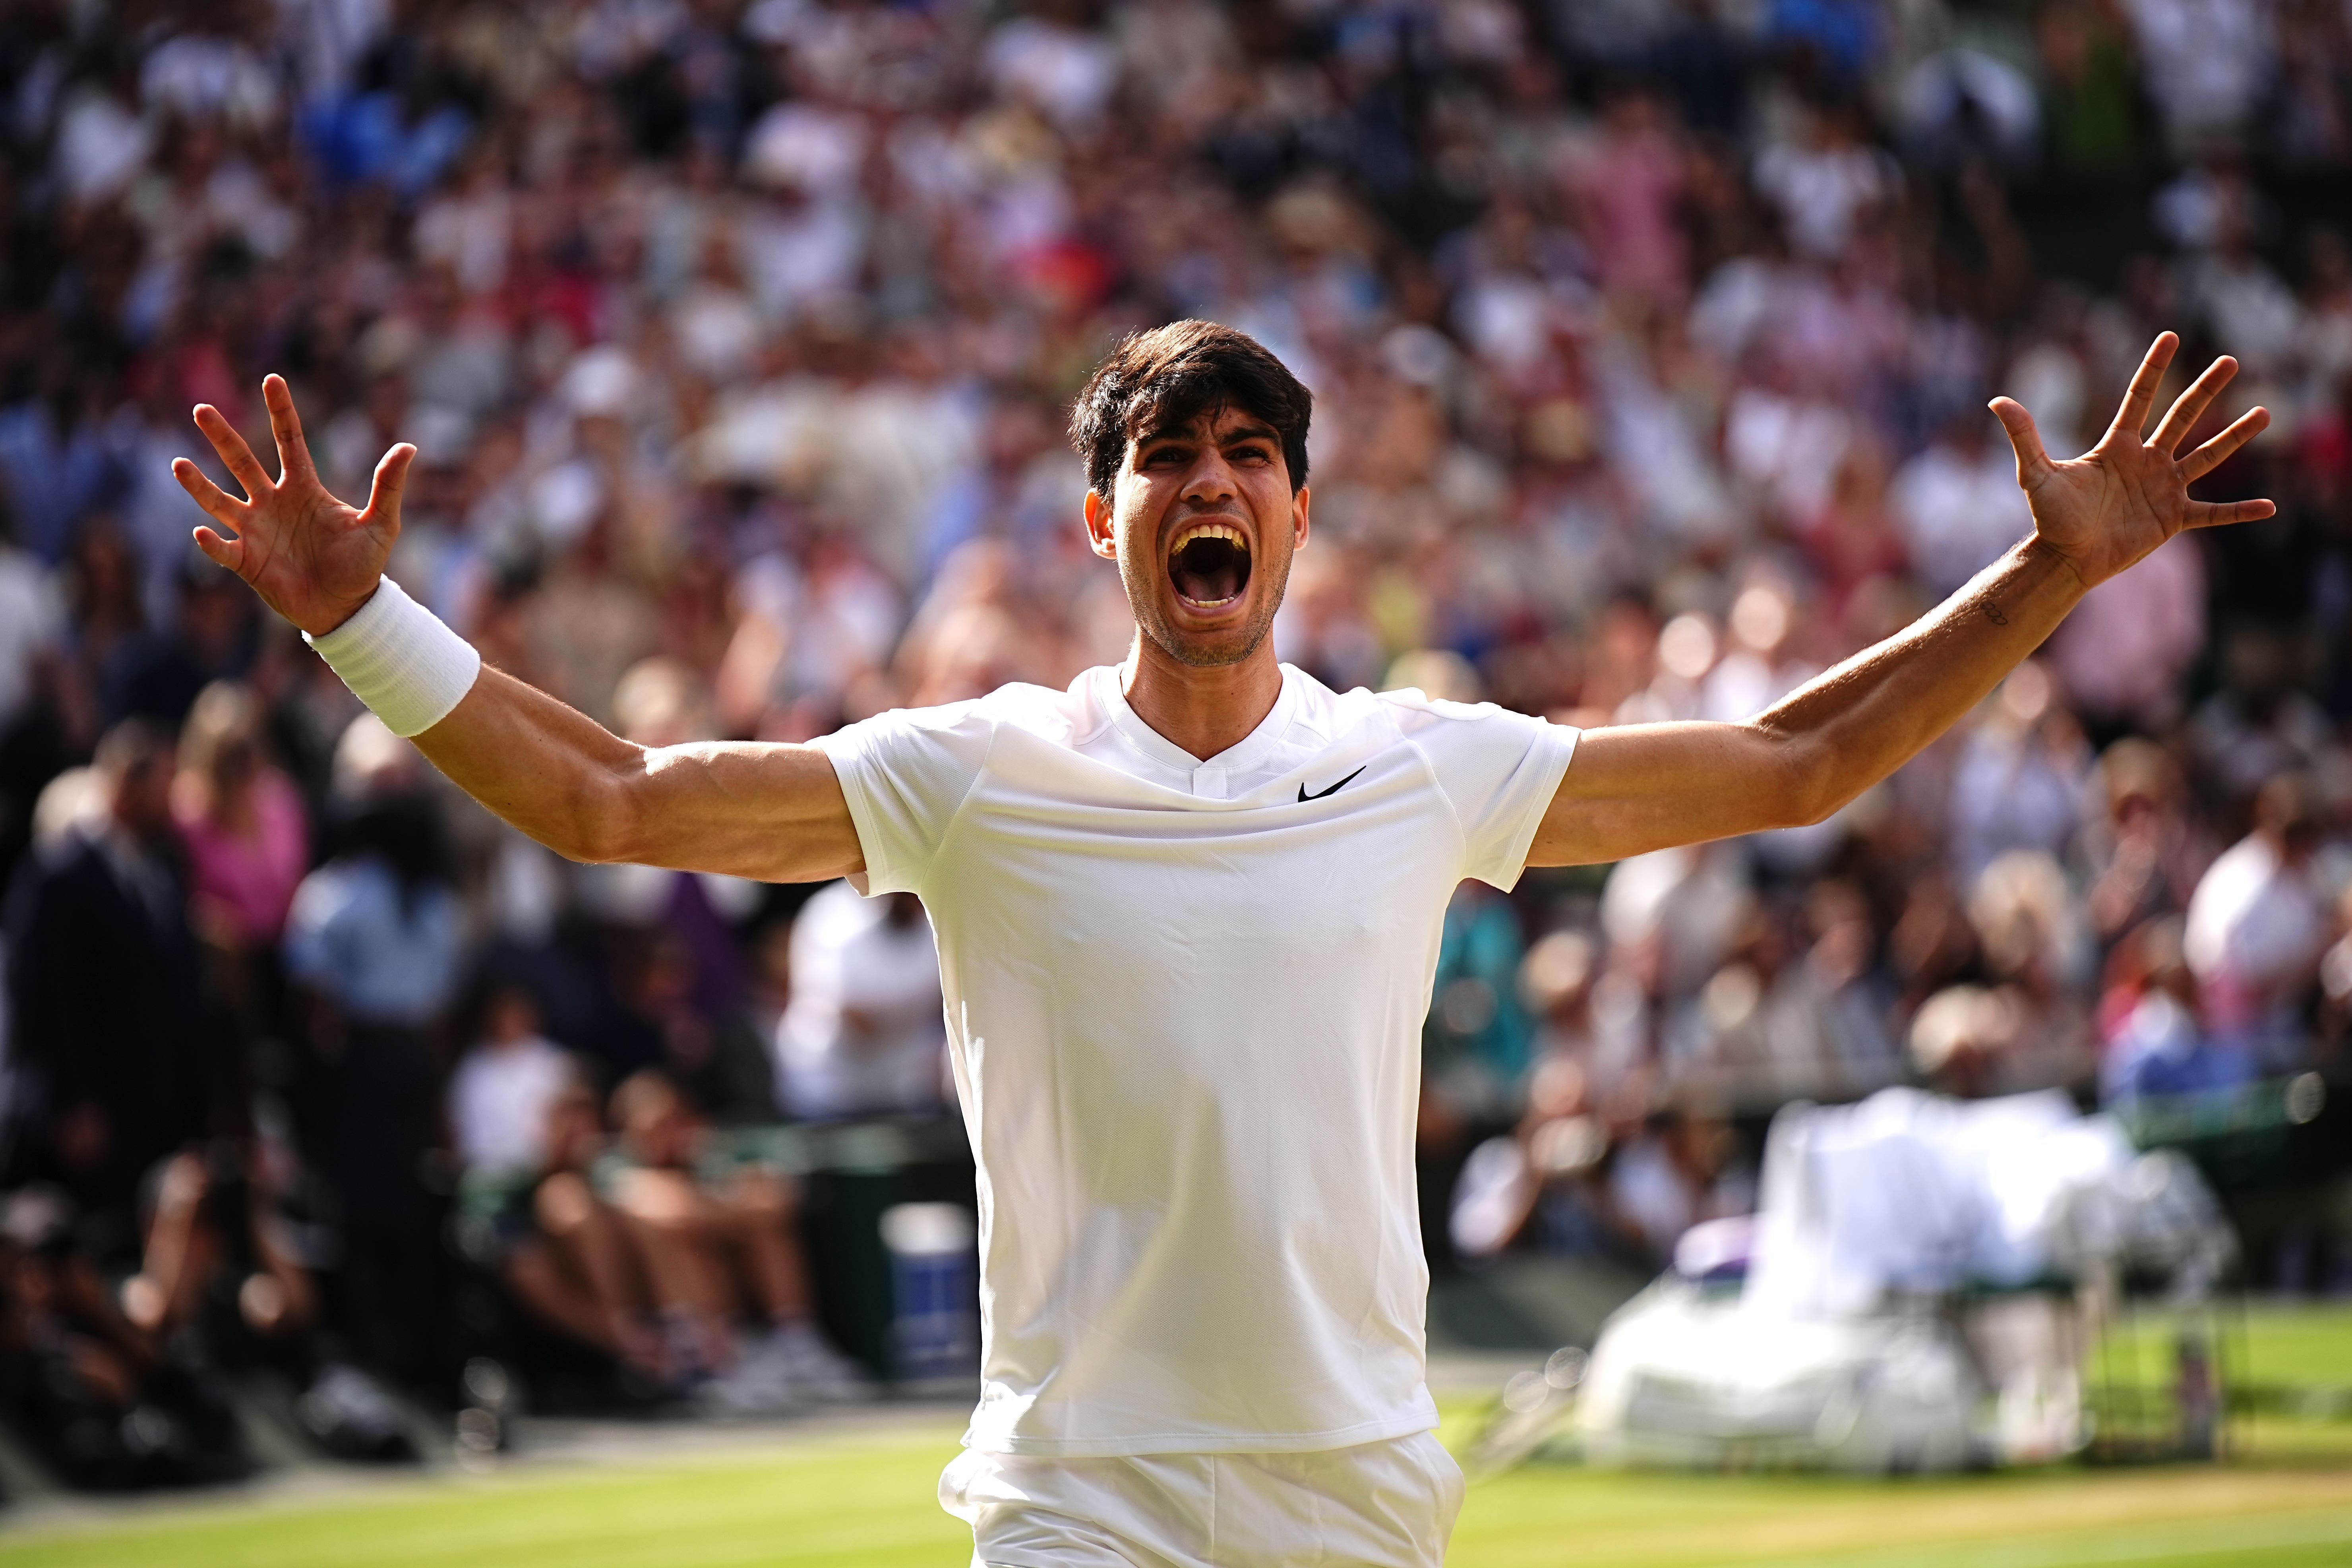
[1180, 449, 1238, 506]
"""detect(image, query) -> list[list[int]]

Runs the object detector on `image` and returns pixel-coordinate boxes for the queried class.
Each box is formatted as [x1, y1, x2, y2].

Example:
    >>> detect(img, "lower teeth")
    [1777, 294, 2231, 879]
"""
[1170, 537, 1248, 606]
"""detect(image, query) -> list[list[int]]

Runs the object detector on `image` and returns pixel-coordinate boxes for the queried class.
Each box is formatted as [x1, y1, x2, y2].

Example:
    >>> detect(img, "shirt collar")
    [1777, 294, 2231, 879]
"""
[1097, 663, 1301, 791]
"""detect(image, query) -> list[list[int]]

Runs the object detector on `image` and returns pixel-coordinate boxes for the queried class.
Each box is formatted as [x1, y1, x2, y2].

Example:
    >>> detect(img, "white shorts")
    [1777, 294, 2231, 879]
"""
[940, 1430, 1465, 1568]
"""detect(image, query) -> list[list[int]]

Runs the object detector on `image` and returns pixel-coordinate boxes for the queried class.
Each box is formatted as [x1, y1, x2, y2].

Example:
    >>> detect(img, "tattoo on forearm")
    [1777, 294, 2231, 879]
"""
[1978, 594, 2009, 627]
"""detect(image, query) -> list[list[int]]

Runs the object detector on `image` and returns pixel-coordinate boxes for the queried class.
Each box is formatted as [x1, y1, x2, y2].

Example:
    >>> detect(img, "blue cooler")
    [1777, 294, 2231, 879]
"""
[882, 1202, 978, 1386]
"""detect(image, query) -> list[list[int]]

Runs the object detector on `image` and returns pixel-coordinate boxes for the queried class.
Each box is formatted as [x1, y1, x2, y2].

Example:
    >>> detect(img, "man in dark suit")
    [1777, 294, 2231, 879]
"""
[6, 718, 216, 1252]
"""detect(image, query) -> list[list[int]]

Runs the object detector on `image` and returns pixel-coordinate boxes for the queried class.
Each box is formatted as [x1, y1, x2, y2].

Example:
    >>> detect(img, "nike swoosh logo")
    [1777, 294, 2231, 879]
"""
[1298, 766, 1367, 803]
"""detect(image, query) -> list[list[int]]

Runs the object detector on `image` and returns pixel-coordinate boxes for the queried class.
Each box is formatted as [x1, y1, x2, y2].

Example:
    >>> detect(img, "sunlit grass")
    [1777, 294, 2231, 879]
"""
[4, 1305, 2348, 1567]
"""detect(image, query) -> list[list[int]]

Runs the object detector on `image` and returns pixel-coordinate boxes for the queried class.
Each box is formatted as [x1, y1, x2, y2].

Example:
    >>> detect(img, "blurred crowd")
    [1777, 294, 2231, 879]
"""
[3, 0, 2352, 1491]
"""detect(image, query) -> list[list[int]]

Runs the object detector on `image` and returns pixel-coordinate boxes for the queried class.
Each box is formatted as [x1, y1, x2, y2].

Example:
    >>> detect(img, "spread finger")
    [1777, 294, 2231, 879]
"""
[193, 405, 273, 501]
[2149, 356, 2236, 456]
[191, 526, 246, 573]
[172, 457, 248, 527]
[2183, 498, 2277, 528]
[2108, 332, 2177, 441]
[262, 374, 317, 483]
[2179, 406, 2269, 483]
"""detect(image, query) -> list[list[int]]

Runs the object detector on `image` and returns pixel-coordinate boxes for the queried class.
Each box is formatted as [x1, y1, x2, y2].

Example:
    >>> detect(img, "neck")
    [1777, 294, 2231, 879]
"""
[1121, 635, 1285, 762]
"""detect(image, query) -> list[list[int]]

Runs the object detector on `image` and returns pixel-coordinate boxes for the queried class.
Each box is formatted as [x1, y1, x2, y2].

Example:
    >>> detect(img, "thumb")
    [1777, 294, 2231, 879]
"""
[1989, 398, 2053, 490]
[363, 443, 417, 529]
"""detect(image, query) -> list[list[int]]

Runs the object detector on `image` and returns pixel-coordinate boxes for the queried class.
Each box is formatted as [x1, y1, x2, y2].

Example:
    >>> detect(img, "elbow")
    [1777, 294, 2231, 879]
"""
[561, 773, 643, 865]
[1756, 725, 1850, 830]
[1786, 784, 1852, 830]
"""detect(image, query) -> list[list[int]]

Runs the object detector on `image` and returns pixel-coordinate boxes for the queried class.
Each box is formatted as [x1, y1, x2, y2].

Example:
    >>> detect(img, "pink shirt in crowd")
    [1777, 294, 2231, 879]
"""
[174, 770, 310, 947]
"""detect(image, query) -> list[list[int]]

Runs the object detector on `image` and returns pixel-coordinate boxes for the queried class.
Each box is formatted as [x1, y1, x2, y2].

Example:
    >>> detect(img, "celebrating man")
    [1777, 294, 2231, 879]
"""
[178, 320, 2267, 1567]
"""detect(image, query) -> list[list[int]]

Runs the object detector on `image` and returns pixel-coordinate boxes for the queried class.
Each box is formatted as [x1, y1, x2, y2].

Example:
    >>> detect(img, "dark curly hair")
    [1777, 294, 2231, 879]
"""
[1068, 320, 1313, 501]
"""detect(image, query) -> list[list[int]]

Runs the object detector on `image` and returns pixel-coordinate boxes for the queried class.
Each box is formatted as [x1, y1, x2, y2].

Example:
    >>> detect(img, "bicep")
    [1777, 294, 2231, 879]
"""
[1526, 720, 1809, 867]
[617, 741, 865, 884]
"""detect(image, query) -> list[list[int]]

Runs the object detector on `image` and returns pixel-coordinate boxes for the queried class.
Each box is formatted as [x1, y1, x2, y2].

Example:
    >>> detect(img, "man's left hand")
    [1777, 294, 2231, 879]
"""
[1991, 331, 2275, 591]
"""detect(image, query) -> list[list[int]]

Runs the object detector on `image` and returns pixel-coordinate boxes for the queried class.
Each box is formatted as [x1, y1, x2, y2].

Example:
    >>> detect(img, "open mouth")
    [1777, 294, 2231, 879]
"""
[1167, 521, 1252, 609]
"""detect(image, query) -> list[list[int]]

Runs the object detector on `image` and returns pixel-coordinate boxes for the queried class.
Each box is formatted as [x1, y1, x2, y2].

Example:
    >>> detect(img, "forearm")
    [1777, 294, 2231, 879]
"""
[310, 579, 861, 881]
[410, 665, 644, 862]
[1758, 537, 2084, 821]
[412, 666, 861, 881]
[1533, 539, 2084, 867]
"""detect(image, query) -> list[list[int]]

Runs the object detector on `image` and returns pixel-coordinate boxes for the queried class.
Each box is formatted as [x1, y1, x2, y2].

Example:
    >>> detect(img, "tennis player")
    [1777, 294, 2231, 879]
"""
[177, 321, 2267, 1567]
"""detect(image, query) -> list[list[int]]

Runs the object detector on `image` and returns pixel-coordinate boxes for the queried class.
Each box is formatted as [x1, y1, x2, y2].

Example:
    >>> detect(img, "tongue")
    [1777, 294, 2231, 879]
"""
[1173, 538, 1246, 603]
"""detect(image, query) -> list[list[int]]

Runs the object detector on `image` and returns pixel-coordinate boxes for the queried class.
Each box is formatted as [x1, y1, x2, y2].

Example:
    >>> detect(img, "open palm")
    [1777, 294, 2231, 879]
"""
[173, 375, 415, 637]
[1991, 331, 2273, 591]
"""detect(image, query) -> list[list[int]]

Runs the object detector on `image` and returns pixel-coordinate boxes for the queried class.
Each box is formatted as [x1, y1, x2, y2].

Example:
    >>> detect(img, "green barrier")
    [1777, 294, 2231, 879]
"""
[705, 1119, 975, 1382]
[2114, 1073, 2331, 1196]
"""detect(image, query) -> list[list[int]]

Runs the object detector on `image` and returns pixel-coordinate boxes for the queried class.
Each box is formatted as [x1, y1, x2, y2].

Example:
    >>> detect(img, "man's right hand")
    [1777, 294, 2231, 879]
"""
[172, 375, 414, 638]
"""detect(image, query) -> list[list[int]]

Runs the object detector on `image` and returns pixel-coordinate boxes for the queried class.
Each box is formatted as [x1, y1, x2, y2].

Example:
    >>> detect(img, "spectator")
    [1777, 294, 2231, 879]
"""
[1890, 411, 2038, 599]
[2050, 535, 2206, 736]
[1449, 1052, 1611, 1264]
[2184, 770, 2328, 1069]
[2122, 0, 2279, 157]
[1793, 443, 1914, 655]
[103, 1139, 412, 1462]
[116, 1146, 315, 1354]
[0, 345, 116, 565]
[2102, 917, 2250, 1103]
[0, 481, 65, 733]
[448, 983, 571, 1179]
[0, 1183, 243, 1487]
[774, 884, 946, 1123]
[1946, 662, 2091, 886]
[448, 1000, 666, 1388]
[1908, 984, 2018, 1100]
[2077, 738, 2213, 945]
[110, 563, 256, 730]
[173, 680, 309, 1101]
[1419, 880, 1533, 1268]
[1967, 849, 2097, 1088]
[282, 716, 465, 1380]
[599, 1070, 865, 1411]
[1605, 1108, 1742, 1270]
[1568, 85, 1691, 308]
[174, 681, 308, 952]
[1752, 101, 1899, 262]
[4, 719, 214, 1246]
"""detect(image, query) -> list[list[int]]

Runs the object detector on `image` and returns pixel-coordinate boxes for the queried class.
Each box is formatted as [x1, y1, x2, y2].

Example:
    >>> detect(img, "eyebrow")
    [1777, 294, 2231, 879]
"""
[1135, 420, 1280, 451]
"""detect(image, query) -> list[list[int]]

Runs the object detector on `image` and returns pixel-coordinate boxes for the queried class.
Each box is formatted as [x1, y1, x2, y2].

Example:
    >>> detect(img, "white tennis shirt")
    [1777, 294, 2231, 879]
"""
[817, 663, 1579, 1456]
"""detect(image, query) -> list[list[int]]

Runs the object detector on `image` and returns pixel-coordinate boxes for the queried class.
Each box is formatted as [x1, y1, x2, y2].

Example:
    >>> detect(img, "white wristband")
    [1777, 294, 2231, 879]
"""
[302, 576, 482, 738]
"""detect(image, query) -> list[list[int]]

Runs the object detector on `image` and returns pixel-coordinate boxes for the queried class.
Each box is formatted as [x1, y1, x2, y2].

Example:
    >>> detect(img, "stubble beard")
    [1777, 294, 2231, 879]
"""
[1121, 541, 1291, 670]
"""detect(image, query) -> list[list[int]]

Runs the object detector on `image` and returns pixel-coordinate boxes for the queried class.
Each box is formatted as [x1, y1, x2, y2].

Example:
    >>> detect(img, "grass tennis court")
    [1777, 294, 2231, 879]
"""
[6, 1305, 2350, 1568]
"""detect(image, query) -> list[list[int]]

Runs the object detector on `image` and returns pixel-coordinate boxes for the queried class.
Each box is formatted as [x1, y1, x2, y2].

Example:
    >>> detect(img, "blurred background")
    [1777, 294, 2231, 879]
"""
[0, 0, 2350, 1554]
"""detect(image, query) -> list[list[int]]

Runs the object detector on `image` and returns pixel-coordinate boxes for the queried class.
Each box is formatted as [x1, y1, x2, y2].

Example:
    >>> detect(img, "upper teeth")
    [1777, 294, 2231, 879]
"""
[1171, 522, 1247, 554]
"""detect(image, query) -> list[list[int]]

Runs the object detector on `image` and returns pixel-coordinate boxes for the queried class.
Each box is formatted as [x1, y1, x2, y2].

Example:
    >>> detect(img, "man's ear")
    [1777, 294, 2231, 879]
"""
[1082, 490, 1117, 560]
[1291, 484, 1311, 551]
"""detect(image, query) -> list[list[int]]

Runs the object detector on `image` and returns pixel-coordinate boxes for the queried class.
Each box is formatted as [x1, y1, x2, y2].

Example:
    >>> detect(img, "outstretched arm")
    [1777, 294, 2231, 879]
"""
[174, 377, 862, 883]
[1530, 333, 2272, 867]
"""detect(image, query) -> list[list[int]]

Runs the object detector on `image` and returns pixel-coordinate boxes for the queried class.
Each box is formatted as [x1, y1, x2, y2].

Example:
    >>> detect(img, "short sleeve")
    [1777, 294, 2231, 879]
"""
[812, 699, 995, 896]
[1390, 694, 1579, 890]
